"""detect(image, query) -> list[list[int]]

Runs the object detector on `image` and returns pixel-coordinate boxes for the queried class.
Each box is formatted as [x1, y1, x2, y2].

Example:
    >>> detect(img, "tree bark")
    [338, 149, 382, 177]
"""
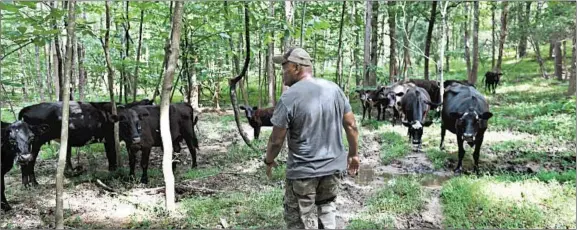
[35, 45, 45, 102]
[335, 1, 346, 88]
[160, 0, 184, 212]
[133, 9, 144, 102]
[102, 0, 121, 175]
[464, 2, 472, 79]
[568, 22, 576, 95]
[470, 1, 480, 85]
[283, 0, 294, 52]
[518, 2, 531, 58]
[363, 0, 373, 86]
[549, 40, 554, 59]
[45, 43, 53, 101]
[555, 41, 563, 80]
[369, 1, 379, 84]
[388, 1, 398, 83]
[77, 43, 86, 101]
[495, 1, 508, 72]
[52, 41, 60, 101]
[267, 1, 276, 107]
[491, 2, 496, 69]
[439, 2, 449, 103]
[424, 1, 437, 80]
[17, 50, 28, 99]
[300, 2, 306, 47]
[70, 37, 76, 100]
[51, 1, 64, 101]
[56, 1, 76, 228]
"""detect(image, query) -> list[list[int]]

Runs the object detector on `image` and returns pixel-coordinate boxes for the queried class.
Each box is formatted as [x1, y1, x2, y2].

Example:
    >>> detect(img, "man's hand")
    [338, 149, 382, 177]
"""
[347, 155, 360, 176]
[265, 161, 279, 179]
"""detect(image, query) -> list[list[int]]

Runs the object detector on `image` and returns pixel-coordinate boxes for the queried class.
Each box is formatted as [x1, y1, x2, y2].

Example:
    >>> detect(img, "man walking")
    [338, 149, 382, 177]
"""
[263, 47, 360, 229]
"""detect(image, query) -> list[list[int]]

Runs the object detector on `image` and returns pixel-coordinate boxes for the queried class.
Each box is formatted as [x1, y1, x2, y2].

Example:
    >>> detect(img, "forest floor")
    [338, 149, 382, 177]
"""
[1, 59, 576, 229]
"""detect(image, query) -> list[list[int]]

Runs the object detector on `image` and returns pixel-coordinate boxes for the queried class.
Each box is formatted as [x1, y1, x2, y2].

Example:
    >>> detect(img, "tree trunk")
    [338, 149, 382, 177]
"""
[370, 1, 379, 84]
[284, 0, 294, 52]
[56, 1, 76, 228]
[491, 2, 496, 69]
[17, 50, 28, 99]
[518, 2, 531, 58]
[160, 0, 184, 212]
[190, 55, 199, 109]
[424, 1, 437, 80]
[470, 1, 480, 85]
[133, 9, 144, 102]
[388, 1, 398, 83]
[102, 0, 121, 175]
[51, 1, 64, 101]
[45, 43, 54, 101]
[363, 0, 373, 86]
[439, 2, 449, 103]
[77, 43, 86, 101]
[267, 1, 276, 107]
[335, 1, 346, 88]
[568, 21, 576, 95]
[35, 45, 45, 102]
[70, 38, 76, 100]
[445, 24, 450, 72]
[463, 2, 472, 79]
[300, 2, 306, 47]
[549, 40, 554, 59]
[352, 2, 361, 86]
[495, 1, 508, 72]
[52, 42, 61, 101]
[555, 41, 563, 80]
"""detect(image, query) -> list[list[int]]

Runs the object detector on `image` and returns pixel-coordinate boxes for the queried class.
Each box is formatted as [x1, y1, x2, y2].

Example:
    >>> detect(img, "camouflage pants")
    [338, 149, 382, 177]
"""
[284, 173, 342, 229]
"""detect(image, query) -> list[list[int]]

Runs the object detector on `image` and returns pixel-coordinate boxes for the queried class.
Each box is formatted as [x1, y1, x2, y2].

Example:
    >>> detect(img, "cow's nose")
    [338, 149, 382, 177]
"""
[17, 154, 32, 164]
[463, 133, 474, 138]
[132, 137, 141, 143]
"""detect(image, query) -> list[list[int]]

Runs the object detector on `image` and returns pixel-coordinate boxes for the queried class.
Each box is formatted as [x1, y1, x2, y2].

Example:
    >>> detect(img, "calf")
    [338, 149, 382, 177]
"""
[239, 105, 274, 139]
[2, 121, 48, 211]
[128, 103, 200, 184]
[483, 71, 503, 94]
[372, 86, 397, 122]
[440, 82, 493, 173]
[17, 101, 146, 187]
[399, 87, 438, 152]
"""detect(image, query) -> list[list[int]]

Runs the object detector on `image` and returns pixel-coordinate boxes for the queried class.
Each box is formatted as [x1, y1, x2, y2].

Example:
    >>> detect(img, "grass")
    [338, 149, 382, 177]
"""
[180, 188, 284, 229]
[441, 175, 576, 229]
[348, 176, 427, 229]
[182, 167, 221, 180]
[380, 131, 410, 164]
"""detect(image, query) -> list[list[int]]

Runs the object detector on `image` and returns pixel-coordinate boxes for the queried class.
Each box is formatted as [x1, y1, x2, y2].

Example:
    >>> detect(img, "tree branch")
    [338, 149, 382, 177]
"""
[0, 41, 34, 61]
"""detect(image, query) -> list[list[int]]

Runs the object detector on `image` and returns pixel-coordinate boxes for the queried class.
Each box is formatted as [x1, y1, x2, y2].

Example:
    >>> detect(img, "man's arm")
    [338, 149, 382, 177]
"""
[343, 111, 359, 157]
[265, 126, 287, 163]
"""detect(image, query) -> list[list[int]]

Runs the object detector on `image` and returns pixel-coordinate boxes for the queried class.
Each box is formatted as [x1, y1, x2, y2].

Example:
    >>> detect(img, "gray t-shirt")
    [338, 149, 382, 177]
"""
[271, 77, 352, 179]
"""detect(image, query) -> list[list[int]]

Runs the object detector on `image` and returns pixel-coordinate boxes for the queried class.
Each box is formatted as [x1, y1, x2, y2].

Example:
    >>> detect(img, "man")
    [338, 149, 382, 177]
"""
[263, 47, 360, 229]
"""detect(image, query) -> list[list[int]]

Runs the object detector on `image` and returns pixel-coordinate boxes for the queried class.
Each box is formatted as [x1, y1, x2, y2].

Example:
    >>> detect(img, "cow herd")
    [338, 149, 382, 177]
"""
[1, 99, 200, 211]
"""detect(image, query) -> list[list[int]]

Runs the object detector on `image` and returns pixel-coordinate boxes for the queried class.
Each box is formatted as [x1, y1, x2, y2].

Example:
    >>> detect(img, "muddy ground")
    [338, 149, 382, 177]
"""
[0, 108, 574, 229]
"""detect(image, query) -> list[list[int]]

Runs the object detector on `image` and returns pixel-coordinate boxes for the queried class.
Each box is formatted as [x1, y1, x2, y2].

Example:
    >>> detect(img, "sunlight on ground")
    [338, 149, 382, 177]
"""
[495, 82, 556, 94]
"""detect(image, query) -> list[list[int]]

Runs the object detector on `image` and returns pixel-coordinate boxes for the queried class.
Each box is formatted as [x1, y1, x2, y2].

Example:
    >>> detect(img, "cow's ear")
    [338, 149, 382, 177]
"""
[449, 112, 462, 119]
[423, 120, 433, 127]
[239, 106, 246, 110]
[395, 92, 405, 97]
[252, 106, 258, 111]
[480, 112, 493, 120]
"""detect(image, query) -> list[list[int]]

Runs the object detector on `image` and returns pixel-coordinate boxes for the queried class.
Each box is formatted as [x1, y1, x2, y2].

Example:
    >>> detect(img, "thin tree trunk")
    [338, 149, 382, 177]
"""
[424, 1, 437, 80]
[52, 41, 61, 101]
[549, 40, 554, 59]
[335, 1, 346, 88]
[568, 21, 576, 95]
[267, 1, 276, 107]
[35, 45, 45, 102]
[388, 1, 398, 83]
[18, 50, 28, 99]
[77, 43, 86, 101]
[52, 1, 64, 101]
[555, 41, 563, 80]
[471, 1, 480, 85]
[102, 0, 121, 175]
[491, 2, 496, 69]
[352, 2, 361, 86]
[56, 1, 76, 228]
[363, 0, 372, 86]
[70, 37, 76, 100]
[133, 9, 144, 102]
[439, 2, 449, 104]
[45, 43, 54, 101]
[518, 2, 531, 58]
[258, 41, 263, 108]
[370, 1, 378, 85]
[445, 24, 450, 72]
[284, 0, 294, 51]
[464, 2, 472, 79]
[300, 2, 306, 47]
[495, 1, 508, 72]
[161, 0, 184, 212]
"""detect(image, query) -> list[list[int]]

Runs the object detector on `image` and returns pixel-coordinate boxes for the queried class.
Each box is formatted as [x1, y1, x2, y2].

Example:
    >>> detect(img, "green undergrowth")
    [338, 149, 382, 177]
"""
[380, 131, 410, 164]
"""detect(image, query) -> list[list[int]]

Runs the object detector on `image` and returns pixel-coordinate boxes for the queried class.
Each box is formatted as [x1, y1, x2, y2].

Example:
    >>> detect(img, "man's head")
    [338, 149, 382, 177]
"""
[273, 47, 313, 87]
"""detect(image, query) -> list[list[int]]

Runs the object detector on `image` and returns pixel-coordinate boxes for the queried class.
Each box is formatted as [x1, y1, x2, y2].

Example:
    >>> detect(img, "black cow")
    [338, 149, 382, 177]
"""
[17, 101, 147, 187]
[440, 82, 493, 173]
[2, 121, 48, 211]
[483, 71, 503, 94]
[399, 87, 438, 151]
[123, 99, 154, 107]
[407, 79, 441, 108]
[128, 103, 199, 184]
[443, 79, 476, 89]
[239, 105, 274, 140]
[356, 89, 376, 121]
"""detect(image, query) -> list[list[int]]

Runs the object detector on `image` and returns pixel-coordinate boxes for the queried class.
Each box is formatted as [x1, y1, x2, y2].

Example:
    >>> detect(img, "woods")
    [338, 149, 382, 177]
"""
[0, 1, 576, 229]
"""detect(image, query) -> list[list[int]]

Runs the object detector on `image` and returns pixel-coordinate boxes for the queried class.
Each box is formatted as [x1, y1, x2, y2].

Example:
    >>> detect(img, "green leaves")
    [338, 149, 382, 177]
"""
[0, 2, 23, 13]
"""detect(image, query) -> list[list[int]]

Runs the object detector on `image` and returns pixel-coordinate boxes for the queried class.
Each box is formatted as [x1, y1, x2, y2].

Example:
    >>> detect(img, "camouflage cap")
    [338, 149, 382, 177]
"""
[272, 47, 313, 66]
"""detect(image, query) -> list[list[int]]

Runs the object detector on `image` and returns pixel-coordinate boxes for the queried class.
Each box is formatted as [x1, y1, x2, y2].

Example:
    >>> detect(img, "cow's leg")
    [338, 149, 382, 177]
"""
[254, 126, 261, 140]
[1, 171, 10, 211]
[22, 142, 42, 187]
[104, 140, 118, 172]
[140, 147, 151, 184]
[454, 135, 466, 173]
[367, 104, 372, 120]
[361, 104, 367, 121]
[440, 124, 446, 150]
[472, 132, 485, 174]
[65, 144, 73, 172]
[128, 146, 137, 179]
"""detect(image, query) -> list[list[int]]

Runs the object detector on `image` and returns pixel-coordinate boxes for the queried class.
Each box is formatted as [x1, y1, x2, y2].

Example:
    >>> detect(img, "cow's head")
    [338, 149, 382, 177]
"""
[240, 105, 258, 120]
[117, 106, 149, 144]
[401, 88, 437, 151]
[2, 121, 48, 165]
[450, 107, 493, 144]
